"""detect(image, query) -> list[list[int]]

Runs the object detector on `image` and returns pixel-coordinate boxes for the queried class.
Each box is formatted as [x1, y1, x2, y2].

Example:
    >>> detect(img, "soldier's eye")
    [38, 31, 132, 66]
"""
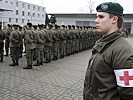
[98, 15, 104, 18]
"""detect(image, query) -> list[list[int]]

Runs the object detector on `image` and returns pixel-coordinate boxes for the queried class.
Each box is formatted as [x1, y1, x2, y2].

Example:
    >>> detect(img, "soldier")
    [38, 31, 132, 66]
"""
[0, 25, 5, 62]
[51, 24, 59, 61]
[23, 23, 35, 69]
[5, 24, 12, 56]
[75, 26, 80, 53]
[33, 25, 45, 66]
[120, 27, 129, 38]
[9, 25, 21, 66]
[44, 24, 53, 63]
[83, 2, 133, 100]
[66, 25, 72, 56]
[59, 25, 66, 58]
[18, 25, 24, 58]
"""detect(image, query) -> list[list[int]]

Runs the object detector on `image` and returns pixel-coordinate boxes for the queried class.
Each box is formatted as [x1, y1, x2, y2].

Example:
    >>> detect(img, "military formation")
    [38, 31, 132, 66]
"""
[0, 23, 102, 69]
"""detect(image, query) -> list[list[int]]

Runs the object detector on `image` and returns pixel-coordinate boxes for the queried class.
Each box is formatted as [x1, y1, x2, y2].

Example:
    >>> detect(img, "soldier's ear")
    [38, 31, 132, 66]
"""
[112, 16, 118, 24]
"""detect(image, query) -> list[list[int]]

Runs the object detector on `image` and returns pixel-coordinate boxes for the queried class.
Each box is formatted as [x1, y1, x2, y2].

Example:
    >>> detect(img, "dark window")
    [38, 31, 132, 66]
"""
[28, 5, 30, 9]
[28, 12, 30, 16]
[22, 3, 25, 8]
[16, 19, 18, 23]
[22, 11, 25, 16]
[22, 19, 24, 23]
[16, 2, 18, 7]
[38, 14, 40, 17]
[16, 10, 18, 15]
[38, 7, 40, 11]
[33, 6, 35, 10]
[9, 18, 11, 22]
[42, 14, 44, 18]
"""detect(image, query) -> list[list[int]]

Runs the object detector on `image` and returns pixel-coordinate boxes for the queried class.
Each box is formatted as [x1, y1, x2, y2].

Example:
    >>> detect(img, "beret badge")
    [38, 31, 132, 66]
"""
[101, 4, 108, 10]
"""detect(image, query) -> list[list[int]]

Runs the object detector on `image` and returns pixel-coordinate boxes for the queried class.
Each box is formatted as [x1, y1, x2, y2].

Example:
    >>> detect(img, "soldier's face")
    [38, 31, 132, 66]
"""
[95, 12, 114, 35]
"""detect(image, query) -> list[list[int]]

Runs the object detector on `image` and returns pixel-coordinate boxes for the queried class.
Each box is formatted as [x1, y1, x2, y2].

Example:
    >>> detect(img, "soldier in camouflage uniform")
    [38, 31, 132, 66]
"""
[18, 26, 24, 58]
[59, 25, 66, 58]
[51, 25, 59, 61]
[5, 24, 12, 56]
[75, 26, 80, 53]
[23, 23, 35, 69]
[0, 25, 5, 62]
[120, 27, 129, 38]
[33, 25, 45, 66]
[66, 25, 72, 56]
[9, 25, 21, 66]
[44, 24, 53, 63]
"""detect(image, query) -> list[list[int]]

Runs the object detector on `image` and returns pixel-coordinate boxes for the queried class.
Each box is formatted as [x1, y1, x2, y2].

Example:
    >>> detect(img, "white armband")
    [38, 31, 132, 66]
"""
[114, 69, 133, 87]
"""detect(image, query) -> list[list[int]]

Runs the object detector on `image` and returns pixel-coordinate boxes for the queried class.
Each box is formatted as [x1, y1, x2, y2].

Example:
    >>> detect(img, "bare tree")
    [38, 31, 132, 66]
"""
[87, 0, 95, 13]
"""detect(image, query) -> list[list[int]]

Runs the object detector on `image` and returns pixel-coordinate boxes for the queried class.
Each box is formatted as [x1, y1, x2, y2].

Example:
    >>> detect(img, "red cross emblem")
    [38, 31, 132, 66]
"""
[120, 71, 133, 86]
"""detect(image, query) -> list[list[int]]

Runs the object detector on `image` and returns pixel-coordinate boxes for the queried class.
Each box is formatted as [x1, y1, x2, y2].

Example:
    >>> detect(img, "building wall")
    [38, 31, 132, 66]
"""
[0, 0, 46, 26]
[53, 14, 133, 33]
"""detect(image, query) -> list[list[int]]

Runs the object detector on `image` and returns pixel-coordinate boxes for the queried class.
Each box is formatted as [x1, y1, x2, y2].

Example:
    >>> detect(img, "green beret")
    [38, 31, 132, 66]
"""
[96, 2, 123, 16]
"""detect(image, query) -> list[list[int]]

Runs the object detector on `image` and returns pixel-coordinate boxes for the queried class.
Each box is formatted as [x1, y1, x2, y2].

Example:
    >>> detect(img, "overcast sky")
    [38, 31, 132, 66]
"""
[20, 0, 133, 13]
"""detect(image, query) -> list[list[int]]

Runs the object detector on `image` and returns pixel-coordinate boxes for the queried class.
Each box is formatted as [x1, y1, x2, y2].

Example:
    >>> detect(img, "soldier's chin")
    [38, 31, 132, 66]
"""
[96, 29, 101, 32]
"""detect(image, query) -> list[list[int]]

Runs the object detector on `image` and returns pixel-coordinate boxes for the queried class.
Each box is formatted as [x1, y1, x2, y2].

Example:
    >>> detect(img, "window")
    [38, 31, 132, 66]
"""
[42, 14, 44, 18]
[16, 10, 18, 15]
[28, 12, 30, 16]
[38, 14, 40, 17]
[10, 2, 13, 4]
[22, 11, 25, 16]
[38, 7, 40, 11]
[42, 8, 44, 12]
[28, 5, 30, 9]
[16, 2, 18, 7]
[16, 19, 18, 23]
[33, 13, 35, 17]
[9, 18, 11, 22]
[22, 3, 25, 8]
[33, 6, 35, 10]
[22, 19, 24, 23]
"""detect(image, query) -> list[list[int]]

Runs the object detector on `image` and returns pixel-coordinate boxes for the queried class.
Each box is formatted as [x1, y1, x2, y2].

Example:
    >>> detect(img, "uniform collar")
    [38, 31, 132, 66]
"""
[92, 31, 122, 53]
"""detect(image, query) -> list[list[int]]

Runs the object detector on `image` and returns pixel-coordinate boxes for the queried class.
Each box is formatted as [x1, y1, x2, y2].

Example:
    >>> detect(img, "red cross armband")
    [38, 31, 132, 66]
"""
[114, 69, 133, 87]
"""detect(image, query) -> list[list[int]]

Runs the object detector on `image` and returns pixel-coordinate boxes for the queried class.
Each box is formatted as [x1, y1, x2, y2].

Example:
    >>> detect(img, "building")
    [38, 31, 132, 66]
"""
[0, 0, 46, 26]
[49, 13, 133, 34]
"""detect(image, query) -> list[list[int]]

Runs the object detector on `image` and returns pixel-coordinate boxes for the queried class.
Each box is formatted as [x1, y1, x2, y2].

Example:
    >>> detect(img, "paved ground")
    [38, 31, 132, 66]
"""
[0, 38, 132, 100]
[0, 48, 92, 100]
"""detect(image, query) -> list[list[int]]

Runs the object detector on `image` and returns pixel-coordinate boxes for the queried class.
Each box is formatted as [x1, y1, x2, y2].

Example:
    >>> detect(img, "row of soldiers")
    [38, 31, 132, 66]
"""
[0, 23, 102, 69]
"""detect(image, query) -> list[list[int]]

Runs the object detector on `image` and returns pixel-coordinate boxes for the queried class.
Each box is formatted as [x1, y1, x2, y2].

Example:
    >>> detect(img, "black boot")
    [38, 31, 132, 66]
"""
[40, 62, 43, 65]
[9, 61, 16, 66]
[23, 65, 32, 69]
[16, 60, 19, 65]
[0, 57, 3, 62]
[4, 54, 8, 56]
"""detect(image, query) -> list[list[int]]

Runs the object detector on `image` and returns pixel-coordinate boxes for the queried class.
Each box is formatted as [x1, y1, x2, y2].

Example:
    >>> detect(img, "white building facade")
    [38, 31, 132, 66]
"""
[51, 13, 133, 34]
[0, 0, 46, 26]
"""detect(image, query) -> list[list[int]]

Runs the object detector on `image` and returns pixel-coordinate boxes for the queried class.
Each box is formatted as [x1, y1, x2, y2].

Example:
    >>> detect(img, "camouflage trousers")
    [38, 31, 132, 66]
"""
[44, 46, 51, 61]
[0, 44, 4, 58]
[35, 48, 44, 63]
[26, 49, 34, 66]
[52, 42, 59, 58]
[10, 47, 20, 62]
